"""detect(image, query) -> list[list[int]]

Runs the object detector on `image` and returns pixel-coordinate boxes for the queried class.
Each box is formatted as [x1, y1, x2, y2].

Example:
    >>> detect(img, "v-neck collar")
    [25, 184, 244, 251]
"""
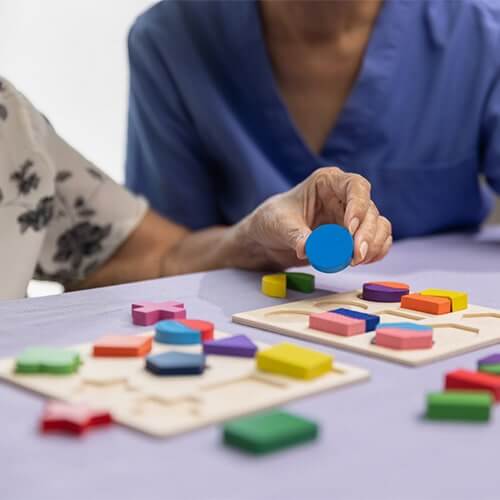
[234, 0, 408, 179]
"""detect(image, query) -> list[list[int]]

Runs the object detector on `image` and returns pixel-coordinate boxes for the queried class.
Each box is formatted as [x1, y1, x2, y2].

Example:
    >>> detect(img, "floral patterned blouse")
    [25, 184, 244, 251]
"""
[0, 78, 148, 299]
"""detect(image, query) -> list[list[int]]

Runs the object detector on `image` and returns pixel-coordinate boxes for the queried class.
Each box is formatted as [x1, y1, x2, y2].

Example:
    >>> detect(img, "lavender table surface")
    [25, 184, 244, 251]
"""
[2, 228, 500, 500]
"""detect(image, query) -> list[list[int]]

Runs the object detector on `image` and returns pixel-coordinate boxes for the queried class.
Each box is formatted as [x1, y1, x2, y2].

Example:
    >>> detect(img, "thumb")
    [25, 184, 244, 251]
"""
[282, 220, 311, 260]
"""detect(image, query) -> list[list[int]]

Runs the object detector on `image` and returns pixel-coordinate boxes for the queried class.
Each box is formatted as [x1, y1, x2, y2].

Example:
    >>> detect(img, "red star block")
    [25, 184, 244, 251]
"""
[40, 401, 112, 435]
[93, 334, 153, 357]
[131, 300, 186, 326]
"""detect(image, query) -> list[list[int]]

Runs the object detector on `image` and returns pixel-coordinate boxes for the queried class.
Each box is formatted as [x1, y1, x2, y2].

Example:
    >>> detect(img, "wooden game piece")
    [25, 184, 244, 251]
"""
[332, 308, 380, 332]
[41, 401, 112, 435]
[478, 353, 500, 375]
[257, 342, 333, 380]
[285, 272, 315, 293]
[177, 319, 214, 342]
[445, 369, 500, 401]
[426, 391, 492, 422]
[154, 321, 201, 344]
[203, 335, 257, 357]
[223, 409, 318, 454]
[131, 300, 186, 326]
[92, 335, 153, 357]
[145, 351, 206, 376]
[375, 327, 433, 350]
[261, 274, 287, 298]
[309, 312, 365, 337]
[15, 347, 80, 375]
[362, 282, 410, 302]
[305, 224, 353, 273]
[377, 322, 432, 331]
[400, 293, 451, 315]
[420, 289, 468, 312]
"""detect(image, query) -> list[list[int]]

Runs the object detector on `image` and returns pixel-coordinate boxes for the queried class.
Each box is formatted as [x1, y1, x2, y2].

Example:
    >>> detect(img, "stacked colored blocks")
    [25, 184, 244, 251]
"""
[309, 312, 365, 337]
[256, 343, 332, 380]
[223, 410, 318, 454]
[155, 319, 214, 345]
[261, 272, 315, 298]
[146, 351, 205, 376]
[203, 335, 257, 358]
[331, 308, 380, 332]
[362, 281, 409, 302]
[375, 323, 433, 350]
[426, 392, 492, 422]
[401, 289, 467, 315]
[478, 353, 500, 375]
[15, 347, 80, 375]
[305, 224, 353, 273]
[445, 369, 500, 401]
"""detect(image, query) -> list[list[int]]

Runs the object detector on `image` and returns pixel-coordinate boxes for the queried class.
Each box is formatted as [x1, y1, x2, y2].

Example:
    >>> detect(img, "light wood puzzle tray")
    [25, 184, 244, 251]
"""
[0, 331, 369, 438]
[232, 290, 500, 366]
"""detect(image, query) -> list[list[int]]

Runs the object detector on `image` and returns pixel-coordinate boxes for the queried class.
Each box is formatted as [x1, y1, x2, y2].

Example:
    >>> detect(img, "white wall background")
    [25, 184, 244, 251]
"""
[0, 0, 155, 183]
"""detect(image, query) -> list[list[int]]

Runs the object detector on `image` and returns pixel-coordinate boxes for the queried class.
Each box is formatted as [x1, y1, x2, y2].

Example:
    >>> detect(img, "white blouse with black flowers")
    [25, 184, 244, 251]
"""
[0, 78, 148, 299]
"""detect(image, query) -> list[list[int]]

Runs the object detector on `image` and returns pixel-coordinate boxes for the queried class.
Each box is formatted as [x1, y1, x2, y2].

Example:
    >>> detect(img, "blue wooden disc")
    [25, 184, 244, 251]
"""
[305, 224, 353, 273]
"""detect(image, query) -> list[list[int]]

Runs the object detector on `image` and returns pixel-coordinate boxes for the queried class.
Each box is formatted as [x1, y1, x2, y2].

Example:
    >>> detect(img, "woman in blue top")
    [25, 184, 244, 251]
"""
[126, 0, 500, 240]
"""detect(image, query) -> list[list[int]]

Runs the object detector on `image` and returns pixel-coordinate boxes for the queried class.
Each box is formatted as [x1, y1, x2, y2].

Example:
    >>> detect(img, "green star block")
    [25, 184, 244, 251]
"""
[223, 410, 318, 454]
[426, 391, 492, 422]
[285, 272, 315, 293]
[15, 347, 81, 375]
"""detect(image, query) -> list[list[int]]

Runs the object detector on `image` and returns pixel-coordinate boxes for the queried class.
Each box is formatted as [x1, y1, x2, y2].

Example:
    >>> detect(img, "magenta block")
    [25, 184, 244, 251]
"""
[131, 300, 186, 326]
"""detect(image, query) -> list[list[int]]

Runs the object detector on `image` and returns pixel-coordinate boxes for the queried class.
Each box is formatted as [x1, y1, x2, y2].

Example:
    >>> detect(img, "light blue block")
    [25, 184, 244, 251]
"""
[377, 322, 432, 331]
[155, 320, 201, 344]
[305, 224, 353, 274]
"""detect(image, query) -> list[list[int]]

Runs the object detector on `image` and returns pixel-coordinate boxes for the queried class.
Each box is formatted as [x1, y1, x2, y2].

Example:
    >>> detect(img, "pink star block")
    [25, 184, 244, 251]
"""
[40, 401, 112, 435]
[131, 300, 186, 326]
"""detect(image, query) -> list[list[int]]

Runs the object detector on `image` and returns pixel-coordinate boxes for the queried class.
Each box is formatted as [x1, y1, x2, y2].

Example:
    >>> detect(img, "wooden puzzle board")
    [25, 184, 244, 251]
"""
[232, 290, 500, 366]
[0, 331, 369, 438]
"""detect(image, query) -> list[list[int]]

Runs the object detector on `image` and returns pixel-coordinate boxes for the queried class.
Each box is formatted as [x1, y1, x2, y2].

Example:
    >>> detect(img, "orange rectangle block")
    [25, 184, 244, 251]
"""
[400, 293, 451, 315]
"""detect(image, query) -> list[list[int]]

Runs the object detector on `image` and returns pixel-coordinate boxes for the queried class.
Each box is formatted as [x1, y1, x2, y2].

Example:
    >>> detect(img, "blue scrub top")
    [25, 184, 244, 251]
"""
[125, 0, 500, 239]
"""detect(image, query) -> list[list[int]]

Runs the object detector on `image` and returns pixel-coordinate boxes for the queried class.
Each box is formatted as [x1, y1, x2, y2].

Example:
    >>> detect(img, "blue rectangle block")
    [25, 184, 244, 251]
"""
[331, 308, 380, 332]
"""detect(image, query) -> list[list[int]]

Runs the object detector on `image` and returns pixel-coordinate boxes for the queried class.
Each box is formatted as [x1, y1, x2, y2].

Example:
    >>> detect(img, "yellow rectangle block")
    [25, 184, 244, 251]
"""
[261, 274, 287, 298]
[256, 343, 333, 380]
[420, 289, 468, 312]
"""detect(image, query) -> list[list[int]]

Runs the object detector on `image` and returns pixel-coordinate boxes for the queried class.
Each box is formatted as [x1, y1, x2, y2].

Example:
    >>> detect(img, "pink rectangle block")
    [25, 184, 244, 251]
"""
[375, 327, 433, 350]
[309, 312, 365, 337]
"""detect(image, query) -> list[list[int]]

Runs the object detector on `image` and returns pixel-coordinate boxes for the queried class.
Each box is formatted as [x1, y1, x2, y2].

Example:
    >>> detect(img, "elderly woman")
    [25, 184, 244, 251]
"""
[0, 78, 391, 300]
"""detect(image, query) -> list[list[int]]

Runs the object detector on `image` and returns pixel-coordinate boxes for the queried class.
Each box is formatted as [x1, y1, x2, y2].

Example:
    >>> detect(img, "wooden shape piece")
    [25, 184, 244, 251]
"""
[203, 335, 257, 357]
[445, 369, 500, 401]
[261, 274, 287, 298]
[420, 289, 468, 312]
[285, 272, 315, 293]
[223, 410, 318, 454]
[375, 327, 433, 350]
[478, 353, 500, 366]
[426, 391, 492, 422]
[93, 335, 153, 357]
[154, 321, 201, 345]
[400, 293, 451, 315]
[41, 401, 112, 435]
[177, 319, 214, 342]
[256, 342, 333, 380]
[362, 282, 409, 302]
[332, 308, 380, 332]
[145, 351, 205, 376]
[377, 322, 432, 332]
[131, 300, 186, 326]
[304, 224, 353, 273]
[15, 347, 80, 375]
[309, 312, 365, 337]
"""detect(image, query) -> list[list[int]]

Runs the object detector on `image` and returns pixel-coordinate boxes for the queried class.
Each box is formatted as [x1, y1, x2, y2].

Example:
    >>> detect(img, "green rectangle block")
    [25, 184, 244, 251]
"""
[285, 272, 315, 293]
[426, 391, 492, 422]
[478, 364, 500, 375]
[223, 410, 318, 454]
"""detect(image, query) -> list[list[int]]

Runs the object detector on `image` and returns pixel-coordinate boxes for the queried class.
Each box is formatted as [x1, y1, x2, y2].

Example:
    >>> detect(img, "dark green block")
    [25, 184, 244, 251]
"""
[426, 391, 492, 422]
[478, 364, 500, 375]
[285, 272, 315, 293]
[223, 410, 318, 454]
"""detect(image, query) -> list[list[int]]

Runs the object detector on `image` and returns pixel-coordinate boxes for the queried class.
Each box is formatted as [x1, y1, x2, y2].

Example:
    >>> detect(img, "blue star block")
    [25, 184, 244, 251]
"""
[145, 351, 206, 376]
[331, 308, 380, 332]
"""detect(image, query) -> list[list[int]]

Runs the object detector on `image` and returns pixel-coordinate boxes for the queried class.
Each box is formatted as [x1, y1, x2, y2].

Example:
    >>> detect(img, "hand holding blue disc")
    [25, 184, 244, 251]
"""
[305, 224, 354, 273]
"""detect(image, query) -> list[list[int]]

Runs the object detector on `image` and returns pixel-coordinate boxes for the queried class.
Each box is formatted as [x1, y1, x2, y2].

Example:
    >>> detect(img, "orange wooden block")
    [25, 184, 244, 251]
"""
[93, 335, 153, 357]
[400, 293, 451, 315]
[374, 281, 410, 290]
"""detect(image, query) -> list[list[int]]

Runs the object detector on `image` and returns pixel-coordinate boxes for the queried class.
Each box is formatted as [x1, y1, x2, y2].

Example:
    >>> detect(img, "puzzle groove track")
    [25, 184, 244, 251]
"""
[232, 290, 500, 366]
[0, 331, 368, 438]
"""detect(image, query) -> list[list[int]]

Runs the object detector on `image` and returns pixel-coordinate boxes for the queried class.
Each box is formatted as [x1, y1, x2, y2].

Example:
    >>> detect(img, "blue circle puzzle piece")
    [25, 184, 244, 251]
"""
[155, 320, 201, 345]
[305, 224, 354, 273]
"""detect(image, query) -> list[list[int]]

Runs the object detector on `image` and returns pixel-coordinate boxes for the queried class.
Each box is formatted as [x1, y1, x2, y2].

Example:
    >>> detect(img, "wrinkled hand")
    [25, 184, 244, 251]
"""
[237, 167, 392, 270]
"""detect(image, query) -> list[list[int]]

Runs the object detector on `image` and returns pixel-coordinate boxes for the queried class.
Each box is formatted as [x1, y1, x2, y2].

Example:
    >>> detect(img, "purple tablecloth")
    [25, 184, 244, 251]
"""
[2, 229, 500, 500]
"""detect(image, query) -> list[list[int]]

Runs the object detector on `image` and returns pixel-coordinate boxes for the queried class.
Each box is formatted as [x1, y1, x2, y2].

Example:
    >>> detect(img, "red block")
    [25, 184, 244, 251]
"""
[177, 319, 214, 342]
[445, 369, 500, 401]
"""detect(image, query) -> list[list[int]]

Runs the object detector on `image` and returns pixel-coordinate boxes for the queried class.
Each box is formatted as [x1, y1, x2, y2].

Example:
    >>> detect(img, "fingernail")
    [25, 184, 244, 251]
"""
[349, 218, 360, 235]
[360, 241, 368, 261]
